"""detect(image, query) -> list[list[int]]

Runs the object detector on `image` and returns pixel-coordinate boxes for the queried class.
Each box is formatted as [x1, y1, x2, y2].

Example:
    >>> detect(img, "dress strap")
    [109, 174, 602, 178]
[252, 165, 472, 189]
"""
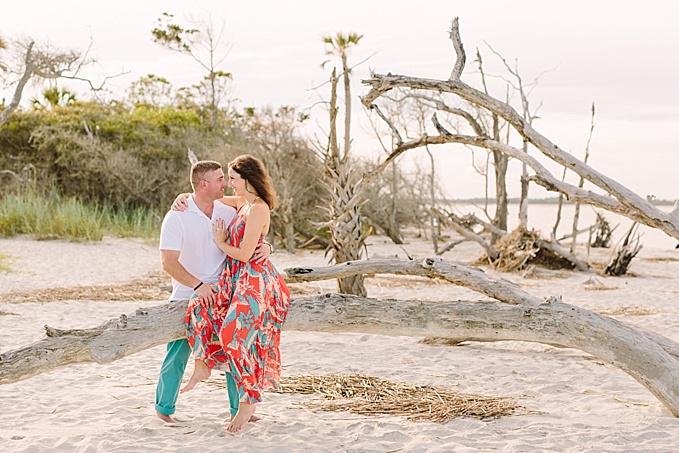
[237, 197, 260, 215]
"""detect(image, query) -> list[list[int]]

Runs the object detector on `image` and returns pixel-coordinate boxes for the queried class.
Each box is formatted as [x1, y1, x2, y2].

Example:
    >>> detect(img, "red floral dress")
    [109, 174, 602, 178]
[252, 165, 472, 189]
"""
[186, 206, 290, 404]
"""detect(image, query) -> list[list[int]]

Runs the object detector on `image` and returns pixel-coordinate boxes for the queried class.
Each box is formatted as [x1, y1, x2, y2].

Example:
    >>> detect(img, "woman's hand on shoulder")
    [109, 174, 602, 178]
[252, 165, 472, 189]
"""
[172, 193, 190, 211]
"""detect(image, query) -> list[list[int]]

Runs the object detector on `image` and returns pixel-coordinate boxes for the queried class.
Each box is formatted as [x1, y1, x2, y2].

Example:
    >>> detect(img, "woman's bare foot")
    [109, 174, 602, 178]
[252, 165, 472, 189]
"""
[180, 359, 211, 394]
[226, 403, 256, 433]
[230, 413, 260, 423]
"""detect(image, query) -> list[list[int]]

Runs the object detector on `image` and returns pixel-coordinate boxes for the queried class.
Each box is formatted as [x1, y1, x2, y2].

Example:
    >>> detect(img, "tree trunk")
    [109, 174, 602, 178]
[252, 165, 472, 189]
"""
[518, 142, 529, 229]
[388, 162, 401, 243]
[0, 303, 186, 385]
[0, 42, 34, 127]
[427, 146, 439, 253]
[280, 201, 296, 253]
[4, 289, 679, 417]
[492, 149, 509, 244]
[324, 69, 367, 296]
[571, 103, 597, 253]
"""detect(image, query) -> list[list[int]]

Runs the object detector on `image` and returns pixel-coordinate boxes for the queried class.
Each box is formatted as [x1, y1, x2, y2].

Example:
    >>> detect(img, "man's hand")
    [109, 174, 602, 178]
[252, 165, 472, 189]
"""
[161, 249, 217, 305]
[195, 283, 217, 306]
[252, 241, 272, 264]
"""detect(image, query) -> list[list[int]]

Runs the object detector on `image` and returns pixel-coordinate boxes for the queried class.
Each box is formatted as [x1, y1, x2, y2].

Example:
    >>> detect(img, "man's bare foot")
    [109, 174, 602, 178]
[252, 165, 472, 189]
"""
[226, 403, 256, 433]
[156, 412, 175, 423]
[180, 359, 211, 394]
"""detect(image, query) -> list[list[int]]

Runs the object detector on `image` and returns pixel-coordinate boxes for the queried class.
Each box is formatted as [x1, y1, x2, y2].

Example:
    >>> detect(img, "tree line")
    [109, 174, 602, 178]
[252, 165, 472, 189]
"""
[0, 14, 431, 255]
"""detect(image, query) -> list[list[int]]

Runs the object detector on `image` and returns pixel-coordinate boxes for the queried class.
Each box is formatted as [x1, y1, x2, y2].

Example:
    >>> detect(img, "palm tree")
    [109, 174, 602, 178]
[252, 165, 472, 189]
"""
[322, 32, 363, 160]
[31, 87, 76, 109]
[321, 33, 368, 296]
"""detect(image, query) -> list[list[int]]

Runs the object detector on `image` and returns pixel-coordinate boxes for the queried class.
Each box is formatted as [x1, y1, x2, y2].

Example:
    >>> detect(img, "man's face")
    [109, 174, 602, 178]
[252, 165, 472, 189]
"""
[203, 169, 228, 199]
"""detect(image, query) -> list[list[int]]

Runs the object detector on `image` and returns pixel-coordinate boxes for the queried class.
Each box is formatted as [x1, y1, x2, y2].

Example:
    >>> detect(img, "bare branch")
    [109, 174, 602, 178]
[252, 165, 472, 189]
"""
[369, 103, 403, 146]
[361, 71, 679, 239]
[397, 93, 487, 136]
[0, 42, 34, 126]
[431, 112, 453, 136]
[443, 213, 499, 261]
[449, 17, 465, 81]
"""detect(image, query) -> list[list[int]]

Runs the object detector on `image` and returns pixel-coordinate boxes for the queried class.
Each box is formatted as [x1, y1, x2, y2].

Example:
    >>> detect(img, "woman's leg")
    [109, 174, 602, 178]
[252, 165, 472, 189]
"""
[227, 402, 257, 433]
[182, 284, 224, 393]
[179, 358, 211, 393]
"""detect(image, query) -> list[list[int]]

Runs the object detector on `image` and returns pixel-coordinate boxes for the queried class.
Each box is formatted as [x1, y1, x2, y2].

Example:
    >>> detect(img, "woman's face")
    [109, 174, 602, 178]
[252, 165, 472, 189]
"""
[228, 167, 246, 195]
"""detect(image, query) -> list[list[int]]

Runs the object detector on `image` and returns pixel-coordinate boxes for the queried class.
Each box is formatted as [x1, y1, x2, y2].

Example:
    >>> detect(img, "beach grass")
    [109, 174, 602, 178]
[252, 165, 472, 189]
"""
[0, 191, 161, 241]
[0, 253, 12, 272]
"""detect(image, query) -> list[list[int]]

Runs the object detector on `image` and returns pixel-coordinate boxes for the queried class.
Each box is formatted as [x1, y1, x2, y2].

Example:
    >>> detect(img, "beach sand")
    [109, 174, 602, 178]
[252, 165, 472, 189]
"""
[2, 232, 679, 452]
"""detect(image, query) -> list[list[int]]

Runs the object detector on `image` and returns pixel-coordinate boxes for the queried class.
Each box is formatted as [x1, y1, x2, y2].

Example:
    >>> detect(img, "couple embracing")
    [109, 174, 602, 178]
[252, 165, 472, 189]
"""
[155, 154, 290, 433]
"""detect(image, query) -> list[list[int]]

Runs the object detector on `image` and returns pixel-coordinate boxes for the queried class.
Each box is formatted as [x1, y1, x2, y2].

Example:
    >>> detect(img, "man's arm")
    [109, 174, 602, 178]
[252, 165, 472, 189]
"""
[252, 241, 273, 263]
[160, 249, 216, 304]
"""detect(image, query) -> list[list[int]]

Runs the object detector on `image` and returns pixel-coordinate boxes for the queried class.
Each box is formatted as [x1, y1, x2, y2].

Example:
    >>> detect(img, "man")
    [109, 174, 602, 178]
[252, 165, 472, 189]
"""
[156, 160, 271, 423]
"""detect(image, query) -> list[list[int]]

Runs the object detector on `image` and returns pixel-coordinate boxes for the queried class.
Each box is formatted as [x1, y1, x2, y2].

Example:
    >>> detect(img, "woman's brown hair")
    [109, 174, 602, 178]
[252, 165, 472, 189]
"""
[228, 154, 278, 209]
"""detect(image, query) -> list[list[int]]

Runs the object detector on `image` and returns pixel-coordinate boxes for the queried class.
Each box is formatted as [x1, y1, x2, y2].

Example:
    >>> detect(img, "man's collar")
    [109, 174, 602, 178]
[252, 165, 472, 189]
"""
[187, 194, 200, 212]
[187, 194, 209, 216]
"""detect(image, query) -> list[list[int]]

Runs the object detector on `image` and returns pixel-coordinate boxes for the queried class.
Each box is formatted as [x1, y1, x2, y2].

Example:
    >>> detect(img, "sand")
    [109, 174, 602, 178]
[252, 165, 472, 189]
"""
[2, 232, 679, 452]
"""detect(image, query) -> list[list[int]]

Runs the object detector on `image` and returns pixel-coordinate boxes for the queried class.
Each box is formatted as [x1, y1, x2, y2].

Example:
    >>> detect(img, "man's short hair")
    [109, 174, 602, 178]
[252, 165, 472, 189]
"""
[190, 161, 222, 188]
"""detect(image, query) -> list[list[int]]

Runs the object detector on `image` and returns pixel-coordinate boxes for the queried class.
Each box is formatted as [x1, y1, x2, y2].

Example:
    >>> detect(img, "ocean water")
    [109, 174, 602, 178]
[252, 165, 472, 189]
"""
[448, 202, 678, 251]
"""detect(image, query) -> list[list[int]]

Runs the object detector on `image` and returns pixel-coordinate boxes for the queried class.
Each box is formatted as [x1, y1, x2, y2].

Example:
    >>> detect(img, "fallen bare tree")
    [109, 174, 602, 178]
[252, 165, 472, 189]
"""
[360, 19, 679, 242]
[432, 207, 589, 272]
[3, 257, 679, 417]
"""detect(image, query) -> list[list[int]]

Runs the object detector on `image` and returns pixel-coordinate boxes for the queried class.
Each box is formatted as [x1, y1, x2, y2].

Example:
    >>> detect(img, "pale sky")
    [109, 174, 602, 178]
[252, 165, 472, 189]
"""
[2, 0, 678, 201]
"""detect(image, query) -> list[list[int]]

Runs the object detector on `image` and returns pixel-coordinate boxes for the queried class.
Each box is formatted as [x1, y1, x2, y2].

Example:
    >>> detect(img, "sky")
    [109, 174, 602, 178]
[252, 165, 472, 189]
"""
[2, 0, 678, 201]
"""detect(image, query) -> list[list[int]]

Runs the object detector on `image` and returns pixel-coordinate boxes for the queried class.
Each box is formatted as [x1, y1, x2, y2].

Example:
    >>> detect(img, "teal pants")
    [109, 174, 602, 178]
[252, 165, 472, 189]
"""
[155, 334, 240, 416]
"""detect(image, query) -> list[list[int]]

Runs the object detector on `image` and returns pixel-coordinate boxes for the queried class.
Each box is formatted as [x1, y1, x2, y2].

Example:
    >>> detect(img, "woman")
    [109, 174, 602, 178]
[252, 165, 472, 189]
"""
[179, 154, 290, 433]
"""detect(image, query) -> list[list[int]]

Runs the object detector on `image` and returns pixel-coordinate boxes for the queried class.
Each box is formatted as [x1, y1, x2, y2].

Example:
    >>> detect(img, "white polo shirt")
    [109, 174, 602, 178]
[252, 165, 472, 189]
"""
[159, 196, 237, 300]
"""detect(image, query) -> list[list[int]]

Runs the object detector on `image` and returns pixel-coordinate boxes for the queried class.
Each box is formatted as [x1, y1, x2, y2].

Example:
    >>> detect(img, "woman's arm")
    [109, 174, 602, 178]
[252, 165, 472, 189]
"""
[216, 196, 241, 208]
[171, 194, 244, 211]
[213, 203, 269, 262]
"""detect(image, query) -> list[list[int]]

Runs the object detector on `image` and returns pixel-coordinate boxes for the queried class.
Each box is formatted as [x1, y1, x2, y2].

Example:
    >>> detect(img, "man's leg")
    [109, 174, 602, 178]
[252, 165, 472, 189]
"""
[155, 338, 191, 419]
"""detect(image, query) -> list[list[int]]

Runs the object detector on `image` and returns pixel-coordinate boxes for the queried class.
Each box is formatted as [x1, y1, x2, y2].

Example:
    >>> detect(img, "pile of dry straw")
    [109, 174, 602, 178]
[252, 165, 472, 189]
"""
[212, 373, 523, 423]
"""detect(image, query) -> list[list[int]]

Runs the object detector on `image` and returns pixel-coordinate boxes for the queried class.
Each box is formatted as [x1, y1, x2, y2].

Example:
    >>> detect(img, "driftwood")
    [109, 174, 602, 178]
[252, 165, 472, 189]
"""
[534, 239, 589, 272]
[0, 304, 187, 385]
[432, 208, 590, 272]
[3, 293, 679, 416]
[605, 223, 642, 276]
[445, 213, 499, 261]
[3, 257, 679, 417]
[591, 212, 617, 248]
[360, 18, 679, 241]
[432, 208, 588, 271]
[436, 239, 465, 255]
